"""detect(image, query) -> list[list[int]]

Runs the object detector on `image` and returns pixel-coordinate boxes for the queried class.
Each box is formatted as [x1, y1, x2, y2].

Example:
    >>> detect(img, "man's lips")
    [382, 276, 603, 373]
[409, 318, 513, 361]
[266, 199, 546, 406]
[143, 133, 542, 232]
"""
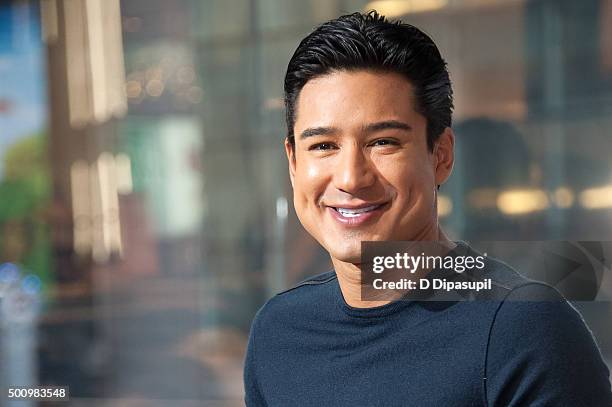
[325, 202, 389, 225]
[332, 204, 384, 217]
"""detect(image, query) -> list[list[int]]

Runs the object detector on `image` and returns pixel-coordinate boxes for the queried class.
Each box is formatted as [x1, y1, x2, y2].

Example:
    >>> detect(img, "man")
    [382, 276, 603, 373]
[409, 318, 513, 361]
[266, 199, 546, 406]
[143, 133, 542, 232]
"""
[244, 11, 612, 406]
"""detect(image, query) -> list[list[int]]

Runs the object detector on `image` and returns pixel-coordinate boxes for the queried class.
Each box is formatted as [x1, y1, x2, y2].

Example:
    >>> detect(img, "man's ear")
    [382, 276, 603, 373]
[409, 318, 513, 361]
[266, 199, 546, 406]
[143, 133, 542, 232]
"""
[284, 137, 296, 188]
[433, 127, 454, 187]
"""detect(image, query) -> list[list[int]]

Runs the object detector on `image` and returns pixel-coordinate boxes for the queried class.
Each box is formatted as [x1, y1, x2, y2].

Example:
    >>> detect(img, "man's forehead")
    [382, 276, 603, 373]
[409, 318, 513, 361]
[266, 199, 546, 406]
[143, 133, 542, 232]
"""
[293, 70, 421, 134]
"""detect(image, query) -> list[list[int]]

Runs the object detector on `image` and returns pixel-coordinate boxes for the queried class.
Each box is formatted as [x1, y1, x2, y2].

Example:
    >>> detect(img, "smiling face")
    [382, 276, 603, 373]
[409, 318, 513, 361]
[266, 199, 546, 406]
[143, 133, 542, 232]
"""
[285, 70, 454, 264]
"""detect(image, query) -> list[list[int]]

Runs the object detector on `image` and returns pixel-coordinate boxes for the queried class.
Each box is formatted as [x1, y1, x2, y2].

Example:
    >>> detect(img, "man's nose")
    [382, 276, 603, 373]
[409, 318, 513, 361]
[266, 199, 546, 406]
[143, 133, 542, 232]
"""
[333, 145, 376, 194]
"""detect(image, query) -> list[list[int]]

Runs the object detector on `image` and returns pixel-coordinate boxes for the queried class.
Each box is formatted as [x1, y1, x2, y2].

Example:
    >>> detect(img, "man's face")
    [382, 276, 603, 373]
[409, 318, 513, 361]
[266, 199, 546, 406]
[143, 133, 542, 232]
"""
[285, 70, 453, 264]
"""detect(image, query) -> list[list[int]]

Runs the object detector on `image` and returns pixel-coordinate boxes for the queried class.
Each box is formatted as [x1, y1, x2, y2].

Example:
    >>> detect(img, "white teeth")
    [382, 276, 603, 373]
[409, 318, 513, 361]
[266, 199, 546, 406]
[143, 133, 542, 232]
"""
[336, 205, 380, 217]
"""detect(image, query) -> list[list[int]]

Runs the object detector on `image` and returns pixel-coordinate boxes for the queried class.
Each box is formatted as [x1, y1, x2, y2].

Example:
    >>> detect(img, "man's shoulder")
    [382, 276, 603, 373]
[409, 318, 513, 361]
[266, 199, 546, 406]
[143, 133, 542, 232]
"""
[483, 272, 605, 368]
[464, 249, 611, 402]
[453, 246, 579, 325]
[484, 280, 612, 404]
[251, 270, 337, 330]
[490, 280, 586, 335]
[464, 244, 548, 301]
[450, 244, 595, 345]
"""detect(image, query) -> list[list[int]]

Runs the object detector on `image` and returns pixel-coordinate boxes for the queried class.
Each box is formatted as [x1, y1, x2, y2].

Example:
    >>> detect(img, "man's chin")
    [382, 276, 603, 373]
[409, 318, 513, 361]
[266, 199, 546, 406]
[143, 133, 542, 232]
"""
[328, 248, 362, 265]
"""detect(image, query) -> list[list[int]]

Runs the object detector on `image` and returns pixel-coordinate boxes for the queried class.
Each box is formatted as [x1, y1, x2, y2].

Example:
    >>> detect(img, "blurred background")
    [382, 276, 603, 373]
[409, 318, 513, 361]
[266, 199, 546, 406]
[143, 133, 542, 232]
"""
[0, 0, 611, 405]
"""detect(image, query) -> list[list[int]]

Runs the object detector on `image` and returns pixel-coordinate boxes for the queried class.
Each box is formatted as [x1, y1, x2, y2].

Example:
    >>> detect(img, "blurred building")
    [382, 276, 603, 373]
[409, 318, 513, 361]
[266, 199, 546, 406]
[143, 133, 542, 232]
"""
[0, 0, 611, 404]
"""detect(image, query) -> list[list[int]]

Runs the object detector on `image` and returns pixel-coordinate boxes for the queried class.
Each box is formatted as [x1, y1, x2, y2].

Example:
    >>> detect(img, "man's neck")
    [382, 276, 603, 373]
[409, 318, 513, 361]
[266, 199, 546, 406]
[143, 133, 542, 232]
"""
[332, 224, 453, 309]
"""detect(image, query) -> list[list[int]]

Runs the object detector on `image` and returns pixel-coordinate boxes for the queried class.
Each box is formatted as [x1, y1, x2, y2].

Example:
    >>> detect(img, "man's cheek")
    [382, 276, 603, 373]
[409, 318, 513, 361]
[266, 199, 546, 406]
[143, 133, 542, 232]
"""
[397, 166, 433, 192]
[296, 165, 326, 200]
[293, 183, 308, 206]
[306, 163, 323, 179]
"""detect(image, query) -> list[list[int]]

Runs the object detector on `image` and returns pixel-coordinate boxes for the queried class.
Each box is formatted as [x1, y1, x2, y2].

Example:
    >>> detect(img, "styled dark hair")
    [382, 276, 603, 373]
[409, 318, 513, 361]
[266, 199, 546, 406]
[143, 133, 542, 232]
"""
[284, 10, 453, 151]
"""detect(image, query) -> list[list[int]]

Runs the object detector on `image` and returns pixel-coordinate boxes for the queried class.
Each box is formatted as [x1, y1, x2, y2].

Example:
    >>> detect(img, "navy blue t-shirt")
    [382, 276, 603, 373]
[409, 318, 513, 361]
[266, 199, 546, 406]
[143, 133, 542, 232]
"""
[244, 243, 612, 406]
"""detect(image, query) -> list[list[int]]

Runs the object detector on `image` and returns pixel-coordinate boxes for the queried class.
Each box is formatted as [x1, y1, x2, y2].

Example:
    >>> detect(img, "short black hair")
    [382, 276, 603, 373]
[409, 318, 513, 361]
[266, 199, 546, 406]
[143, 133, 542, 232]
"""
[284, 10, 453, 151]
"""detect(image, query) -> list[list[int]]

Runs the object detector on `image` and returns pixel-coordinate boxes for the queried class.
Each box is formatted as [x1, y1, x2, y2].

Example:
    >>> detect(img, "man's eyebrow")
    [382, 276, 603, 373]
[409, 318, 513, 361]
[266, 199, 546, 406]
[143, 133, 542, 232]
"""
[299, 126, 339, 139]
[364, 120, 412, 133]
[298, 121, 411, 139]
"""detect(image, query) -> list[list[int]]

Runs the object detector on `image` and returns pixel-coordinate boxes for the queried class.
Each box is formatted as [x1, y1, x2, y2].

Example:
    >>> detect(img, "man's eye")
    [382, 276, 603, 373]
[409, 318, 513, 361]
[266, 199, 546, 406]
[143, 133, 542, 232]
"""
[371, 139, 398, 146]
[310, 143, 335, 151]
